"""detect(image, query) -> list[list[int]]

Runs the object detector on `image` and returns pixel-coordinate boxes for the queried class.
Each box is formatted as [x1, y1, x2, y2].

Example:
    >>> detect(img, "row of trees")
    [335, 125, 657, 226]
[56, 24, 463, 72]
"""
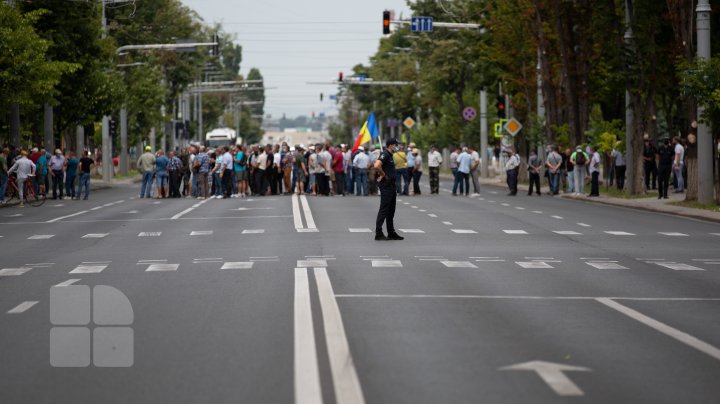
[0, 0, 265, 153]
[335, 0, 719, 201]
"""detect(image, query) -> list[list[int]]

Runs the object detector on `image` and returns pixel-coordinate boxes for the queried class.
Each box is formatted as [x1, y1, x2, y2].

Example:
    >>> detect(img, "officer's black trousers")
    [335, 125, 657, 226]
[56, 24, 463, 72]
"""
[375, 184, 397, 235]
[658, 165, 671, 198]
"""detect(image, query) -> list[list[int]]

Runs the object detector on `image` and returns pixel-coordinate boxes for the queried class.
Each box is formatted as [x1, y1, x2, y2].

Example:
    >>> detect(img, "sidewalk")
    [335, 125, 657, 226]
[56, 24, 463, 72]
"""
[441, 174, 720, 224]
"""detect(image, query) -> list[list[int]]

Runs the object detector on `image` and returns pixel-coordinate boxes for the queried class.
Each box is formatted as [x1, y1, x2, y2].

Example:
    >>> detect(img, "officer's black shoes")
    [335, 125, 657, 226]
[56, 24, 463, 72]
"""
[387, 232, 404, 241]
[375, 233, 388, 241]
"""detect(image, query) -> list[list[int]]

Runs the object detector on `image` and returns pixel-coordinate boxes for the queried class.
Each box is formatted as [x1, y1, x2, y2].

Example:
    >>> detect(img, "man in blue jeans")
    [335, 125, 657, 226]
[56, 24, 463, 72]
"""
[137, 146, 156, 198]
[77, 152, 94, 200]
[353, 146, 370, 196]
[452, 147, 471, 196]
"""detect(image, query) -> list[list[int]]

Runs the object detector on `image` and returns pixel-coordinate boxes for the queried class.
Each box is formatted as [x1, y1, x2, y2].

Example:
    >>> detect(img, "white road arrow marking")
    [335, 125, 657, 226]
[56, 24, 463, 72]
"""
[500, 360, 590, 396]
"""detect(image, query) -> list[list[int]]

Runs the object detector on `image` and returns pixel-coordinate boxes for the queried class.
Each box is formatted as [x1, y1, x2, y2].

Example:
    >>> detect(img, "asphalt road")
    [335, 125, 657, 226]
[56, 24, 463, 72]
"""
[1, 180, 719, 404]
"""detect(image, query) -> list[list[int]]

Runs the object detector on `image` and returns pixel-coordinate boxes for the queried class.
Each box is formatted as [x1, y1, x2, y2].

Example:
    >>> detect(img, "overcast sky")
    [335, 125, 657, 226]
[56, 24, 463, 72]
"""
[181, 0, 412, 119]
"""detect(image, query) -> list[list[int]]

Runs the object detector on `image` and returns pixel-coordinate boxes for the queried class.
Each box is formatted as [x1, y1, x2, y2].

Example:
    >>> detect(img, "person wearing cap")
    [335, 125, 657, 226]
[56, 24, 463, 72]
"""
[570, 146, 589, 196]
[427, 145, 443, 194]
[411, 147, 423, 195]
[374, 138, 404, 241]
[137, 146, 156, 198]
[353, 146, 369, 196]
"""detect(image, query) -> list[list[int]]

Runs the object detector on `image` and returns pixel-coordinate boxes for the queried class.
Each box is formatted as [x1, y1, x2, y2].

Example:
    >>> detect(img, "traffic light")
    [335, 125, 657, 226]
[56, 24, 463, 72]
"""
[496, 96, 506, 119]
[383, 10, 391, 35]
[109, 119, 117, 139]
[320, 93, 324, 102]
[338, 72, 343, 82]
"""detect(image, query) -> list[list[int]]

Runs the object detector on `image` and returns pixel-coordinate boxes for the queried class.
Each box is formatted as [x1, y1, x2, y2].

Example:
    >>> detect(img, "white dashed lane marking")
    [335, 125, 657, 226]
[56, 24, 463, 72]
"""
[138, 232, 162, 237]
[349, 228, 372, 233]
[452, 229, 477, 234]
[586, 261, 628, 270]
[242, 229, 265, 234]
[0, 268, 31, 276]
[82, 233, 109, 238]
[7, 301, 38, 314]
[146, 264, 179, 272]
[428, 214, 438, 218]
[55, 279, 81, 287]
[516, 262, 554, 269]
[443, 221, 454, 226]
[553, 231, 582, 235]
[604, 231, 635, 236]
[552, 215, 564, 219]
[503, 230, 528, 235]
[190, 231, 213, 236]
[440, 261, 477, 269]
[654, 262, 705, 271]
[221, 262, 254, 270]
[659, 232, 689, 237]
[371, 260, 403, 268]
[577, 223, 591, 227]
[69, 265, 107, 274]
[28, 234, 54, 240]
[297, 259, 328, 268]
[399, 229, 425, 233]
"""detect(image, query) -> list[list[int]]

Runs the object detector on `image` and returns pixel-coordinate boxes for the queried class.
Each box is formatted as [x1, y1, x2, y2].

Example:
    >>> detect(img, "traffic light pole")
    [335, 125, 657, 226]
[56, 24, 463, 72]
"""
[696, 0, 713, 204]
[120, 105, 128, 176]
[480, 89, 489, 178]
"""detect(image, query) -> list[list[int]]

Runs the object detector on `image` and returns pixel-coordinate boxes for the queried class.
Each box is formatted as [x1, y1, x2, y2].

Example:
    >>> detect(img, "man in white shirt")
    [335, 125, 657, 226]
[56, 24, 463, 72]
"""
[255, 146, 268, 196]
[353, 146, 370, 196]
[427, 145, 443, 194]
[8, 150, 36, 207]
[468, 146, 481, 194]
[504, 148, 520, 196]
[672, 137, 685, 193]
[219, 146, 234, 198]
[588, 146, 601, 197]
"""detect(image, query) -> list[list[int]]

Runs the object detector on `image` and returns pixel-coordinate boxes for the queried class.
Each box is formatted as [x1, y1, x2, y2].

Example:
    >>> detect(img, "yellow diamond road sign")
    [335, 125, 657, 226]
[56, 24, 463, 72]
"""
[504, 117, 523, 136]
[403, 117, 415, 129]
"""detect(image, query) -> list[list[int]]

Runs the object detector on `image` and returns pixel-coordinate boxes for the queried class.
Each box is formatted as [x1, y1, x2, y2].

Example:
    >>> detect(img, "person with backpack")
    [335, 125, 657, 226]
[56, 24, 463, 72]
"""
[570, 146, 589, 196]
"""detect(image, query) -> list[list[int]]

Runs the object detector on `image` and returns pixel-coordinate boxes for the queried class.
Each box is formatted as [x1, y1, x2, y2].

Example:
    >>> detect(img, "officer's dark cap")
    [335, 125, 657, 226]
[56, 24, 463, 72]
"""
[386, 138, 399, 147]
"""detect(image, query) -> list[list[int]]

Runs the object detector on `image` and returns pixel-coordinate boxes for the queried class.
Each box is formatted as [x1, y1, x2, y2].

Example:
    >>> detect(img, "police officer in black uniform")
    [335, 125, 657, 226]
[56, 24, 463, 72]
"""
[656, 138, 674, 199]
[374, 138, 404, 241]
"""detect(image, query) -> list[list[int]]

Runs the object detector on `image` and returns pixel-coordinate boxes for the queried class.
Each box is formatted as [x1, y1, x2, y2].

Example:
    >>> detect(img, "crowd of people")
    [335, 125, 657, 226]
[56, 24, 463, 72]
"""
[1, 145, 95, 207]
[502, 136, 688, 198]
[135, 140, 450, 200]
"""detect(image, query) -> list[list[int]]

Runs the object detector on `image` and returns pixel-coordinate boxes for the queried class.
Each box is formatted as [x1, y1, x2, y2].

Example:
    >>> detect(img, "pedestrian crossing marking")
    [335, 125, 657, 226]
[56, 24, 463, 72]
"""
[655, 262, 705, 271]
[553, 231, 582, 235]
[297, 259, 327, 268]
[0, 268, 31, 276]
[452, 229, 477, 234]
[371, 260, 403, 268]
[190, 231, 213, 236]
[138, 232, 162, 237]
[146, 264, 179, 272]
[440, 261, 477, 269]
[69, 265, 107, 274]
[659, 232, 689, 237]
[348, 228, 372, 233]
[516, 262, 554, 269]
[28, 235, 54, 240]
[586, 262, 627, 270]
[605, 231, 635, 236]
[7, 301, 38, 314]
[503, 230, 528, 235]
[221, 262, 254, 270]
[399, 229, 425, 233]
[242, 229, 265, 234]
[82, 233, 109, 238]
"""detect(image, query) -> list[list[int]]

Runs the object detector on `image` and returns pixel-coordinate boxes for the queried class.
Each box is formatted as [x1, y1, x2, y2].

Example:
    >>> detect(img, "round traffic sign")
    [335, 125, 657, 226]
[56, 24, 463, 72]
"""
[463, 107, 477, 122]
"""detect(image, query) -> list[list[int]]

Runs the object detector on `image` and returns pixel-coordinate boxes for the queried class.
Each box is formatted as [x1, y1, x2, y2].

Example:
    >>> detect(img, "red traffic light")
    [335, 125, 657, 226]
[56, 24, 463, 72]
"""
[338, 72, 343, 82]
[383, 10, 391, 34]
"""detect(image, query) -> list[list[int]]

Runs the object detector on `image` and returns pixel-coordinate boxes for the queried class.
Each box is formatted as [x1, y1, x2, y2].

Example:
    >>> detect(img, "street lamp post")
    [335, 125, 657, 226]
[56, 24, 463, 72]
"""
[696, 0, 713, 204]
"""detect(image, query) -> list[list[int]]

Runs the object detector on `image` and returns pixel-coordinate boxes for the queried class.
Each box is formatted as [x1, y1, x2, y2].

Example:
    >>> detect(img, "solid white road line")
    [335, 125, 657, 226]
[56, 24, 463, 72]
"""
[54, 279, 81, 287]
[7, 301, 39, 314]
[292, 194, 304, 229]
[335, 294, 720, 301]
[294, 268, 324, 404]
[171, 197, 210, 220]
[46, 210, 89, 223]
[313, 268, 366, 404]
[299, 195, 317, 230]
[596, 298, 720, 361]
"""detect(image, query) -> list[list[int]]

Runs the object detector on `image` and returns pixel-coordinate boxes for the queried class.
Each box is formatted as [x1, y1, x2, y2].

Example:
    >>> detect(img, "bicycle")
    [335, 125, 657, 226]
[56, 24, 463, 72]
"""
[5, 175, 46, 207]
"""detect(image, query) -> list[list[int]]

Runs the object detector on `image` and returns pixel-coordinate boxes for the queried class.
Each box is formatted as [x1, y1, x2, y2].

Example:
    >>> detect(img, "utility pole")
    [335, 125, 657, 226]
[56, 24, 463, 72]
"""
[119, 106, 128, 176]
[537, 48, 546, 158]
[480, 89, 488, 178]
[101, 0, 113, 181]
[696, 0, 713, 204]
[624, 0, 635, 195]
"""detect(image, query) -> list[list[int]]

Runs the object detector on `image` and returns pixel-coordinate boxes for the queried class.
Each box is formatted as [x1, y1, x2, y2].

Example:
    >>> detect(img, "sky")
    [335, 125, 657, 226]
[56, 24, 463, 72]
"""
[181, 0, 412, 119]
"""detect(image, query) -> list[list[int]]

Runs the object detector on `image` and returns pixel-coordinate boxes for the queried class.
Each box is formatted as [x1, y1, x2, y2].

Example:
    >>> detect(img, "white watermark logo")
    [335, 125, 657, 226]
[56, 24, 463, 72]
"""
[50, 285, 134, 367]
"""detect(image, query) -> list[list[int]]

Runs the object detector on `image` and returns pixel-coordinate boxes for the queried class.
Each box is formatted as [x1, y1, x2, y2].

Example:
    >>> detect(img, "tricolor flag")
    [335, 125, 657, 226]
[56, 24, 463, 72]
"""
[351, 112, 379, 153]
